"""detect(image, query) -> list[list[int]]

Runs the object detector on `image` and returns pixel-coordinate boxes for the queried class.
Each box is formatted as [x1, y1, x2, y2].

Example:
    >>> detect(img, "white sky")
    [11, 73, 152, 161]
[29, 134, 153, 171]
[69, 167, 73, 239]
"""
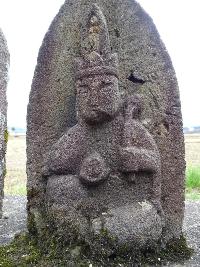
[0, 0, 199, 128]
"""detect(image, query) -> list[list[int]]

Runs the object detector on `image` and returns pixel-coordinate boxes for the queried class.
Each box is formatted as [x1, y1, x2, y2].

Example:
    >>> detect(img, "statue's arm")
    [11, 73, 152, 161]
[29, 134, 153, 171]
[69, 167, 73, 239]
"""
[119, 146, 160, 173]
[42, 125, 86, 176]
[120, 121, 160, 174]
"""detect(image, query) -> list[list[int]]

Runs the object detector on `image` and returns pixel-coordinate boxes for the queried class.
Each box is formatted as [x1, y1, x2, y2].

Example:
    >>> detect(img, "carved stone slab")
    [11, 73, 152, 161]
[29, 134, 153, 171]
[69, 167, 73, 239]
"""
[0, 29, 9, 218]
[27, 0, 185, 253]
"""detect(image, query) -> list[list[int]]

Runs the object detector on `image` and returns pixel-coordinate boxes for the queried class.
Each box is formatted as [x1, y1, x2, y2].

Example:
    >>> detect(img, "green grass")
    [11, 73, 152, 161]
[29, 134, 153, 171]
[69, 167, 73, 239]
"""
[5, 170, 27, 196]
[186, 166, 200, 188]
[185, 166, 200, 200]
[185, 190, 200, 201]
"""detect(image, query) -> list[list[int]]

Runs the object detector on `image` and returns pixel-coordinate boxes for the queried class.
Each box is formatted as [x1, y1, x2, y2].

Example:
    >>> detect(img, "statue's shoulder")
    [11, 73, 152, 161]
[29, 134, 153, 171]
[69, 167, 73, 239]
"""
[57, 123, 87, 145]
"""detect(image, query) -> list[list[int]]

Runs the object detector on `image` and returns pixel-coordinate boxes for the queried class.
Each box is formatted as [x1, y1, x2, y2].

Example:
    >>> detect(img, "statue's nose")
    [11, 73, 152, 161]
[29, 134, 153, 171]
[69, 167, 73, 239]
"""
[89, 85, 99, 103]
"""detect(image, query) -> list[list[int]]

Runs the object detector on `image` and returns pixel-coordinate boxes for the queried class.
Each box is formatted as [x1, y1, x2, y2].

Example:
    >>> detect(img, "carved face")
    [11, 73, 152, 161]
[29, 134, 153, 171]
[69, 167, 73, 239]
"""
[76, 74, 121, 124]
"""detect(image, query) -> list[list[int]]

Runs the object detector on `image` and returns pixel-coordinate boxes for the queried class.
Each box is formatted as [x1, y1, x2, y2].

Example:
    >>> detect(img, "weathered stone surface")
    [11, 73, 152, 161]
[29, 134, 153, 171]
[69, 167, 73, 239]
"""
[0, 196, 27, 245]
[0, 199, 197, 265]
[27, 0, 185, 260]
[0, 29, 9, 218]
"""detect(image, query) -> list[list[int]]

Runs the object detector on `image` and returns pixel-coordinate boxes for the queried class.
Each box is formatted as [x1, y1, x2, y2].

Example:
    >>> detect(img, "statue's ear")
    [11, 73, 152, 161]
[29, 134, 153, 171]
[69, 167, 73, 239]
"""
[74, 57, 84, 74]
[124, 94, 143, 119]
[133, 94, 143, 111]
[128, 94, 143, 109]
[75, 79, 81, 96]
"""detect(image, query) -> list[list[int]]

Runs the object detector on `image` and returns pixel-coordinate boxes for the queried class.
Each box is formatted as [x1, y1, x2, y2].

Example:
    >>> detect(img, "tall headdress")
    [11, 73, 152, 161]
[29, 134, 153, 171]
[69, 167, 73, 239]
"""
[75, 4, 118, 79]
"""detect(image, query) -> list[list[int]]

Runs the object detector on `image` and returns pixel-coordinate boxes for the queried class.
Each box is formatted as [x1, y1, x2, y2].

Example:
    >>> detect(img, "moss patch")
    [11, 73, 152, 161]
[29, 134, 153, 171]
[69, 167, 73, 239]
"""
[0, 203, 194, 266]
[4, 129, 8, 144]
[0, 231, 193, 267]
[0, 233, 41, 267]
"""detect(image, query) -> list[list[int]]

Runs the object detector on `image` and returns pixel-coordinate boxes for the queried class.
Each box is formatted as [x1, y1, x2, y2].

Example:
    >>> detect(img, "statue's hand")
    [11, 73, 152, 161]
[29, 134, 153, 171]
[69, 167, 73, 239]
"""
[80, 152, 110, 186]
[119, 146, 158, 174]
[119, 147, 139, 173]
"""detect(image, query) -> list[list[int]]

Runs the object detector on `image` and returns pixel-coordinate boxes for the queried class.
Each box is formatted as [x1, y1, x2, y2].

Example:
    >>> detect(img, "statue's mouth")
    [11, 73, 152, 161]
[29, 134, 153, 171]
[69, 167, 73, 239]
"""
[91, 108, 99, 112]
[84, 109, 112, 125]
[90, 107, 105, 117]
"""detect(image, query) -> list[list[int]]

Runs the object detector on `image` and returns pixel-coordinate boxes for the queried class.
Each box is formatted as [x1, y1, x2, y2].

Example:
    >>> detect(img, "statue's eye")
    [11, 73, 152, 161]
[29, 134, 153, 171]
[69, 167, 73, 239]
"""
[101, 81, 113, 87]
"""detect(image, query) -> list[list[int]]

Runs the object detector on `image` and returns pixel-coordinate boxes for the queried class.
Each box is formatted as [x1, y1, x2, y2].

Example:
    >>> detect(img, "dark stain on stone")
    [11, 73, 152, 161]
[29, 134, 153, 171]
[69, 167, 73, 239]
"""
[128, 72, 145, 85]
[163, 120, 169, 132]
[114, 28, 120, 38]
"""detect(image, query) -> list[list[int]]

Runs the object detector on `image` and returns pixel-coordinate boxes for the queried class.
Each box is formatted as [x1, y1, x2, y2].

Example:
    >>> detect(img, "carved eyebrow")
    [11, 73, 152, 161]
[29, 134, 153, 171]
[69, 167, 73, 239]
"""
[101, 80, 113, 85]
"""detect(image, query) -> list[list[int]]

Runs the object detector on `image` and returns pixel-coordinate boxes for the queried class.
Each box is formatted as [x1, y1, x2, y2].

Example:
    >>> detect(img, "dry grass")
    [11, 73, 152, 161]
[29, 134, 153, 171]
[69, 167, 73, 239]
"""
[185, 134, 200, 167]
[5, 136, 26, 195]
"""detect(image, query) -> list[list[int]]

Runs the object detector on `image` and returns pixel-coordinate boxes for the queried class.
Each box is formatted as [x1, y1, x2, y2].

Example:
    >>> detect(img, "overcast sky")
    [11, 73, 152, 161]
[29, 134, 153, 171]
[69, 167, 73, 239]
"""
[0, 0, 199, 128]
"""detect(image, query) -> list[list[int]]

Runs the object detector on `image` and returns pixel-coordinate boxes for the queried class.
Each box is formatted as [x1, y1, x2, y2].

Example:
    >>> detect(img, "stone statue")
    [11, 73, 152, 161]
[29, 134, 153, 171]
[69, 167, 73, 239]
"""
[42, 4, 163, 248]
[27, 0, 187, 262]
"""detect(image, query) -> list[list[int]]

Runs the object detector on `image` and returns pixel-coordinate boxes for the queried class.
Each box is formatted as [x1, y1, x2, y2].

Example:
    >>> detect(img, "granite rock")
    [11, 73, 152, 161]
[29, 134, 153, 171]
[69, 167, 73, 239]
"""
[0, 29, 9, 218]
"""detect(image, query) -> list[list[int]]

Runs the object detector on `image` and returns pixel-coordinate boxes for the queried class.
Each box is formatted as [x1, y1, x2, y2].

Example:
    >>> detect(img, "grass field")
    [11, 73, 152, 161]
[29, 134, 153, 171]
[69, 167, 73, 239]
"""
[5, 136, 26, 195]
[184, 134, 200, 200]
[4, 134, 200, 200]
[185, 134, 200, 167]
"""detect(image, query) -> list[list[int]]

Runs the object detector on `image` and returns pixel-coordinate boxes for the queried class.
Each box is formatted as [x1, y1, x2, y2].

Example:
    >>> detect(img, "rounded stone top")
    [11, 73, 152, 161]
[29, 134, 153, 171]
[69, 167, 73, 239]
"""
[0, 27, 9, 117]
[0, 29, 9, 75]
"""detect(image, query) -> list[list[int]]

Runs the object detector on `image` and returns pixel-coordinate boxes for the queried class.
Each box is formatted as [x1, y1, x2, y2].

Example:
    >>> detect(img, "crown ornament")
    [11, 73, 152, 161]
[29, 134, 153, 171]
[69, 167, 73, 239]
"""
[75, 4, 119, 79]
